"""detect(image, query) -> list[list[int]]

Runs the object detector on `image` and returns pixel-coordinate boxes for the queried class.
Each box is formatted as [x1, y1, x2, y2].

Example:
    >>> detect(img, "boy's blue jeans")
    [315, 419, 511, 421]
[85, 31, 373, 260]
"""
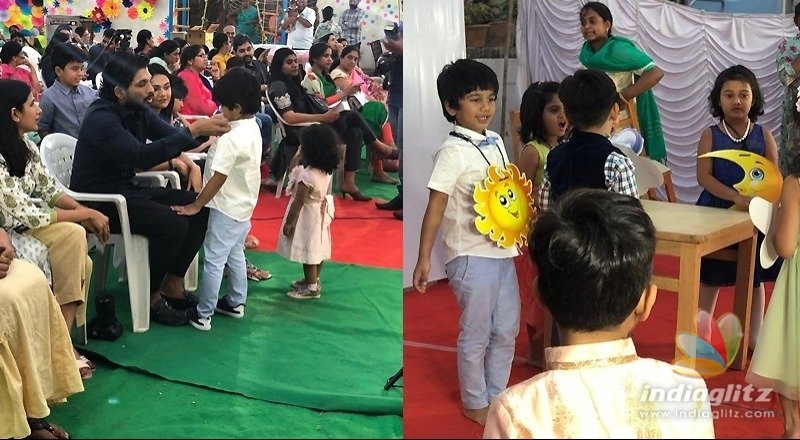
[445, 255, 520, 410]
[196, 209, 252, 318]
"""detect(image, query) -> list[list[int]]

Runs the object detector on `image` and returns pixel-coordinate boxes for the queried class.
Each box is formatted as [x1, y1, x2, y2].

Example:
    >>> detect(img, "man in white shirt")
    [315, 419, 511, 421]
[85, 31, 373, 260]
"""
[280, 0, 315, 50]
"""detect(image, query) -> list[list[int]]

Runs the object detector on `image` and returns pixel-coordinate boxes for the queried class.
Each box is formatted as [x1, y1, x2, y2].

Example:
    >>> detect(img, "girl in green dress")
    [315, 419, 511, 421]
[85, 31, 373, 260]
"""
[746, 146, 800, 439]
[578, 1, 666, 163]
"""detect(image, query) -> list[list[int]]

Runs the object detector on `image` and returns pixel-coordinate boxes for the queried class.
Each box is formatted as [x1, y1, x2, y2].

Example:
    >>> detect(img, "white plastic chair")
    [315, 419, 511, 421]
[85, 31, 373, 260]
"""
[39, 133, 196, 333]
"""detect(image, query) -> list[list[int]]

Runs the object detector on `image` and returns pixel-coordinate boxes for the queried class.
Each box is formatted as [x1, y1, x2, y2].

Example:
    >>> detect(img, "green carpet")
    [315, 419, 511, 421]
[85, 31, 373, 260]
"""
[48, 363, 402, 438]
[354, 167, 399, 202]
[79, 251, 402, 416]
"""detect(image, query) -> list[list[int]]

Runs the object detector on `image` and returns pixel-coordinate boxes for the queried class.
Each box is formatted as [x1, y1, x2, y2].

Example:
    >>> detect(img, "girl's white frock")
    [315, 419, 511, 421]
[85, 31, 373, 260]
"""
[278, 165, 334, 265]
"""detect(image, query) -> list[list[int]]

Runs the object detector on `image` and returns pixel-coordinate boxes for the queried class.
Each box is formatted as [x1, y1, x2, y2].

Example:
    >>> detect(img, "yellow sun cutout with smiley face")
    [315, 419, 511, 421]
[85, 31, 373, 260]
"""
[473, 164, 535, 248]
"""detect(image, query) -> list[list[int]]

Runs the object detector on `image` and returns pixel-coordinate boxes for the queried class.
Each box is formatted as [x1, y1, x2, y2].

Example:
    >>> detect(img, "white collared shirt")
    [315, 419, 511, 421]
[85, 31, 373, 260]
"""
[427, 125, 519, 264]
[205, 117, 262, 221]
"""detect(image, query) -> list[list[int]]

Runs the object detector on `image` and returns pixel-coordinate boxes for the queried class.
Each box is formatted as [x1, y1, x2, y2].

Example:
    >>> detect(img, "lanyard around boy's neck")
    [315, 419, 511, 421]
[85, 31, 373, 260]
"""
[449, 131, 506, 169]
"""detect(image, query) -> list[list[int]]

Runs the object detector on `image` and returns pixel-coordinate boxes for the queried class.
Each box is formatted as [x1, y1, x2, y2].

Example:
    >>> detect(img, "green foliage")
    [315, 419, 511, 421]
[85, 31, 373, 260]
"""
[464, 0, 493, 26]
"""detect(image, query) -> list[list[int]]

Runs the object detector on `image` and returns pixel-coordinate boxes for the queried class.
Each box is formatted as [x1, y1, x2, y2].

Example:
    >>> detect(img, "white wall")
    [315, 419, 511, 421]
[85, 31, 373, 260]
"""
[402, 0, 466, 289]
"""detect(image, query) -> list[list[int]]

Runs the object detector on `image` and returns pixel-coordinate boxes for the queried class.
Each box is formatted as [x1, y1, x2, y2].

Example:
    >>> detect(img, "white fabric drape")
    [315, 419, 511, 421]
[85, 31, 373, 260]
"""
[517, 0, 796, 203]
[403, 0, 466, 288]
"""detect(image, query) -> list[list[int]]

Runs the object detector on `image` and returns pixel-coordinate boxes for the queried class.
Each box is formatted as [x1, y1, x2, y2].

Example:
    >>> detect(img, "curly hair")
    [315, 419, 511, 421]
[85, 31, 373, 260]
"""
[299, 124, 340, 174]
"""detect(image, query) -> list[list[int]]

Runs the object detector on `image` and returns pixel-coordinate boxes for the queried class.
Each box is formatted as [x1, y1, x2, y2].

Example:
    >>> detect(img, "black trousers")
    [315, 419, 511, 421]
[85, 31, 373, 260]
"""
[88, 186, 209, 292]
[331, 110, 377, 172]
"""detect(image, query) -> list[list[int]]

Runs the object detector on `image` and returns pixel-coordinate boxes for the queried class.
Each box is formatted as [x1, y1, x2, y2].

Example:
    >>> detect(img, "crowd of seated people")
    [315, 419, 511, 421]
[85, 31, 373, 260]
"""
[0, 25, 401, 432]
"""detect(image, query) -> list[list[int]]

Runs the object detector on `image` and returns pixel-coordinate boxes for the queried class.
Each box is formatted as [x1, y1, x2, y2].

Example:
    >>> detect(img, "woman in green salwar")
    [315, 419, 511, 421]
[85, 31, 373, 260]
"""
[578, 1, 667, 163]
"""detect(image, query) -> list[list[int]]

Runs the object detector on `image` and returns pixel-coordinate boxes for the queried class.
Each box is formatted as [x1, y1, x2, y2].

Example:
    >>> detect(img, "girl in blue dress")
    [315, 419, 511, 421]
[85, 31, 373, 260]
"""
[695, 65, 781, 348]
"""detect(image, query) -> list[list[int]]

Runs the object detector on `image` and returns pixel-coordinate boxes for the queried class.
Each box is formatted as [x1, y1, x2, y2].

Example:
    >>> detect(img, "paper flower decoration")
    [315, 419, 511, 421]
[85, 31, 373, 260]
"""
[101, 0, 120, 18]
[144, 0, 156, 5]
[91, 6, 106, 23]
[126, 6, 137, 18]
[122, 0, 132, 6]
[64, 6, 72, 14]
[137, 1, 154, 19]
[159, 19, 167, 31]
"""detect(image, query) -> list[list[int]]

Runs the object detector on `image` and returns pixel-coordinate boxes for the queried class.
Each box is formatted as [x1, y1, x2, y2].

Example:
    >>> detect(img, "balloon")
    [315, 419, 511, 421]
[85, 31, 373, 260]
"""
[0, 11, 9, 22]
[31, 6, 43, 18]
[29, 26, 39, 36]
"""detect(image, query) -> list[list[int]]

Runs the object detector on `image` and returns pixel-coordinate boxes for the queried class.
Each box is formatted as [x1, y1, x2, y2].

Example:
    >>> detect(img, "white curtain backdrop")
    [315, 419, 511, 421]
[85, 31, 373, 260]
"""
[517, 0, 796, 203]
[402, 0, 466, 288]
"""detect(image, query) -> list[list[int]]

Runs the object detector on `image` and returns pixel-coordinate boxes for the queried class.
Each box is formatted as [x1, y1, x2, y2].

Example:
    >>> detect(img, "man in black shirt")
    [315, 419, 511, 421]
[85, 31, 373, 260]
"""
[72, 51, 230, 326]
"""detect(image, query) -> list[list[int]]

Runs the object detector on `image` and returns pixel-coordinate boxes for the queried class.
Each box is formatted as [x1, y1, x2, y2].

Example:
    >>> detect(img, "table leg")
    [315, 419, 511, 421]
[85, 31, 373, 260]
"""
[731, 232, 756, 370]
[675, 243, 701, 366]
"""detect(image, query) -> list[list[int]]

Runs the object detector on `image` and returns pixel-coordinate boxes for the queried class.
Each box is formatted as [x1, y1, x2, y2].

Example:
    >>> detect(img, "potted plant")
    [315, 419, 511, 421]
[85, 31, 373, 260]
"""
[485, 0, 516, 48]
[464, 0, 492, 48]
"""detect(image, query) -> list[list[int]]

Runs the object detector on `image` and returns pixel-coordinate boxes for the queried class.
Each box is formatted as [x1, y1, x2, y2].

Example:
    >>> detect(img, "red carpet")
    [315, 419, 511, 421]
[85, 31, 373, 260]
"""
[404, 255, 784, 439]
[248, 189, 401, 270]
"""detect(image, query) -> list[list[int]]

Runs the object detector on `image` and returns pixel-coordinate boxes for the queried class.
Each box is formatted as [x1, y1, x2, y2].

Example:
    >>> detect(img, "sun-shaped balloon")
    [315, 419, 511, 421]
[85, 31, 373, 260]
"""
[473, 163, 535, 249]
[699, 150, 782, 203]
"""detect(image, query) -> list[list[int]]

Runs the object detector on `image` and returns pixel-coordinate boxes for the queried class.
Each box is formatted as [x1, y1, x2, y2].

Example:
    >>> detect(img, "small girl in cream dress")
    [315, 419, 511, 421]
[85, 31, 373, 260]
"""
[278, 124, 340, 300]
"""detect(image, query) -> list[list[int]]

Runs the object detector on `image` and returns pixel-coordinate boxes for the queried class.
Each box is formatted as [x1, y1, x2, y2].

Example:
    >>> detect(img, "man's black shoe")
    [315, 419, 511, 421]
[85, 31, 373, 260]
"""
[376, 196, 402, 211]
[151, 298, 189, 326]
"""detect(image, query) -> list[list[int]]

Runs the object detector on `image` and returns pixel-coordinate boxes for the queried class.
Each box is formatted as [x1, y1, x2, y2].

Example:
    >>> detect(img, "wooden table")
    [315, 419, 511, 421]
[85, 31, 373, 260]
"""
[540, 200, 757, 370]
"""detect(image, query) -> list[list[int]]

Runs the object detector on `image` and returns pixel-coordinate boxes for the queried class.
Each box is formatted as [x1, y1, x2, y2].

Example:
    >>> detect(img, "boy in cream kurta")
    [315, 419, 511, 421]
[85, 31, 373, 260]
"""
[484, 189, 714, 439]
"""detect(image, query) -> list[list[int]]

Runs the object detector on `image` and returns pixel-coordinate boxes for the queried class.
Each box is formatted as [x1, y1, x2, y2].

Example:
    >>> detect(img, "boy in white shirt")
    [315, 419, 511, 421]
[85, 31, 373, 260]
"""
[172, 67, 263, 331]
[484, 189, 714, 439]
[412, 59, 520, 426]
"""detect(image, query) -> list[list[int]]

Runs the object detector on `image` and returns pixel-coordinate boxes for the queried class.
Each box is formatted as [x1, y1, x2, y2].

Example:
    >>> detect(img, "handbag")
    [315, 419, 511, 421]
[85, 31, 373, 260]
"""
[302, 92, 329, 115]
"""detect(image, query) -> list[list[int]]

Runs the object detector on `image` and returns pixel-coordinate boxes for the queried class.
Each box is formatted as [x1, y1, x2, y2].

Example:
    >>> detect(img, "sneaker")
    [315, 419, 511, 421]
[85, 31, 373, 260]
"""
[187, 307, 211, 331]
[287, 284, 321, 300]
[215, 296, 245, 318]
[290, 279, 322, 291]
[150, 298, 189, 326]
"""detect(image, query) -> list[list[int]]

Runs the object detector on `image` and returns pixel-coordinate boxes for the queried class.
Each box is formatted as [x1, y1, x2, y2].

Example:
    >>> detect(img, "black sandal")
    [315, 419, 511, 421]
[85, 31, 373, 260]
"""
[27, 418, 69, 439]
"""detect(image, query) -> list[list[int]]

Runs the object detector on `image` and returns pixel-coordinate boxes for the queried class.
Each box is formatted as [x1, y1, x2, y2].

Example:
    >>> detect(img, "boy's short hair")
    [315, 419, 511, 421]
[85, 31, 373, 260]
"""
[436, 58, 499, 123]
[52, 42, 88, 71]
[530, 188, 655, 332]
[212, 67, 262, 115]
[558, 69, 617, 130]
[226, 56, 246, 70]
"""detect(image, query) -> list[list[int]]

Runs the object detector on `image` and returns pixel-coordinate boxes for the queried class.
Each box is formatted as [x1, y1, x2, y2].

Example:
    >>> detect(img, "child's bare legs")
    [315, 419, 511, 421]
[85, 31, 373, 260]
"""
[303, 264, 320, 287]
[779, 394, 800, 438]
[462, 406, 489, 426]
[749, 283, 765, 349]
[699, 283, 765, 350]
